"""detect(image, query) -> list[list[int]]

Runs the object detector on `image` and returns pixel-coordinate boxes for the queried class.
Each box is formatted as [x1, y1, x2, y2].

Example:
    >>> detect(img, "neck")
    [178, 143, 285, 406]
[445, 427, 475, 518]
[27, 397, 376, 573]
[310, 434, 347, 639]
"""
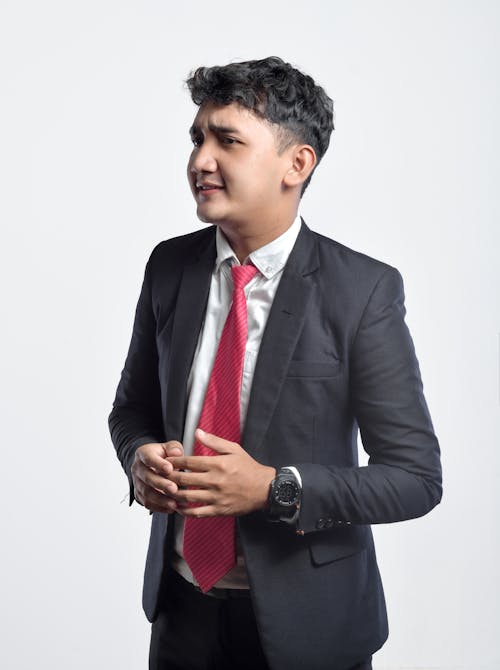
[218, 213, 298, 264]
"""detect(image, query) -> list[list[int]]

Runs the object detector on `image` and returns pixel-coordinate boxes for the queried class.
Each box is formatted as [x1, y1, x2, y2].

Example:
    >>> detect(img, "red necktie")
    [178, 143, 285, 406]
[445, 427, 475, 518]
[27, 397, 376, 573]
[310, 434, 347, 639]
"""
[183, 263, 259, 593]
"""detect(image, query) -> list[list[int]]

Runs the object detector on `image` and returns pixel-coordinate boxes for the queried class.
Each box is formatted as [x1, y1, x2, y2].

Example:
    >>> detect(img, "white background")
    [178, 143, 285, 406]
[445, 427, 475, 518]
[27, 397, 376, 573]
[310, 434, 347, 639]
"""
[1, 1, 499, 669]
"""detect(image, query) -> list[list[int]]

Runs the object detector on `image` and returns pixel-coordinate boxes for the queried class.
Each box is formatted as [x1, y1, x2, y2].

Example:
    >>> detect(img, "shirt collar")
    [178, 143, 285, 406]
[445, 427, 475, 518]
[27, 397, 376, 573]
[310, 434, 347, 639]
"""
[215, 214, 302, 279]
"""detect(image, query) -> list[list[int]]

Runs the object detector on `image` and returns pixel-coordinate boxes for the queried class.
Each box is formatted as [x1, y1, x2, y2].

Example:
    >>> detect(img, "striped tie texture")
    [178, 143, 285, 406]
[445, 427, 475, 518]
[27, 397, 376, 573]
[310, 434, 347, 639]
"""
[183, 263, 259, 593]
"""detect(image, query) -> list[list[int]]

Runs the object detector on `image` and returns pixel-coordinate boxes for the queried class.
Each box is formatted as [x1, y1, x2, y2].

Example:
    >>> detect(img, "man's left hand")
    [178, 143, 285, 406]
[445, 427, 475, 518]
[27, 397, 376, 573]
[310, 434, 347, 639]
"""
[166, 428, 276, 517]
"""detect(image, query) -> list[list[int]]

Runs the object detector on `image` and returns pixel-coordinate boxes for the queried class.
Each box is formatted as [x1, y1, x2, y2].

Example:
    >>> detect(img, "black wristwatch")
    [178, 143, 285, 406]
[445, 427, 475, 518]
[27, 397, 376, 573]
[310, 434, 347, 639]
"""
[268, 467, 301, 522]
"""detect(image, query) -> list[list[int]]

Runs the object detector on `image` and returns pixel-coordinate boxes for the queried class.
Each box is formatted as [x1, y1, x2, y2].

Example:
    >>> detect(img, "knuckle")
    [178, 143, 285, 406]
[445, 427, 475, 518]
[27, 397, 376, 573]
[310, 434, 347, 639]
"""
[143, 471, 155, 487]
[185, 491, 198, 505]
[142, 454, 154, 468]
[137, 444, 152, 459]
[211, 476, 222, 491]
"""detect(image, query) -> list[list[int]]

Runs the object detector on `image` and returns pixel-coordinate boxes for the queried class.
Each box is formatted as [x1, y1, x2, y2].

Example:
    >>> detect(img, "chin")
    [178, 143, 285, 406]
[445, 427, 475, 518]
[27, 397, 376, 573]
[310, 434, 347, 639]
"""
[197, 212, 217, 224]
[196, 207, 225, 225]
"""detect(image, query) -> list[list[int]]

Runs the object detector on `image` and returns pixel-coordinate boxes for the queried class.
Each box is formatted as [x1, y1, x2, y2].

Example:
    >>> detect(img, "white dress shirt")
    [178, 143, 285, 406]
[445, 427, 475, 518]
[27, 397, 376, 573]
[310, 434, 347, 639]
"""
[171, 214, 302, 589]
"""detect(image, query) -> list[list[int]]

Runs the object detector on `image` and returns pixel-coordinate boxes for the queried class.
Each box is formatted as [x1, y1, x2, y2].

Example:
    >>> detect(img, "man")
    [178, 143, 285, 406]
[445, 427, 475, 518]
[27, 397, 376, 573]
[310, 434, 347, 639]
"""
[108, 57, 442, 670]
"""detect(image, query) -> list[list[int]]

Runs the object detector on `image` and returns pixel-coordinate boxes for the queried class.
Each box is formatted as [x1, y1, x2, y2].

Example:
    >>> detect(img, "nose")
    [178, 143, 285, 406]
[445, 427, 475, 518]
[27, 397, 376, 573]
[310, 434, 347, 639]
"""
[189, 141, 218, 176]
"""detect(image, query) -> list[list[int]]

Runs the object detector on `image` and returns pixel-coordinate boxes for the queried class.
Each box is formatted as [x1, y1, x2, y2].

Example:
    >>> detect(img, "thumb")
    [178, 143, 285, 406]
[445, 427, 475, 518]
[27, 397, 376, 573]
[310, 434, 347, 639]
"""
[162, 440, 184, 457]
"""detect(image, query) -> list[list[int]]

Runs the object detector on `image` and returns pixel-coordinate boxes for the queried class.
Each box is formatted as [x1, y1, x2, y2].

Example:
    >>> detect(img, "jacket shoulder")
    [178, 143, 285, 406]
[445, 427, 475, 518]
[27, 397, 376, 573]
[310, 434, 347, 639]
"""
[312, 229, 398, 279]
[146, 226, 215, 272]
[311, 231, 404, 298]
[305, 227, 405, 310]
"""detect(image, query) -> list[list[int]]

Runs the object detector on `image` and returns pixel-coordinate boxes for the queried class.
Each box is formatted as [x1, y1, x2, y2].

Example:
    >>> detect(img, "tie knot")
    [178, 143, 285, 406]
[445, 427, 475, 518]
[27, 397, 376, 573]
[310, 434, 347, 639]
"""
[231, 264, 259, 291]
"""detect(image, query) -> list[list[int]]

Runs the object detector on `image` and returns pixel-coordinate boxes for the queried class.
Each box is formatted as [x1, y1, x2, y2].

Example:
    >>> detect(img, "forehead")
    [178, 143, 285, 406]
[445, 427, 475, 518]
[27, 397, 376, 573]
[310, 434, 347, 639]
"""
[190, 101, 272, 136]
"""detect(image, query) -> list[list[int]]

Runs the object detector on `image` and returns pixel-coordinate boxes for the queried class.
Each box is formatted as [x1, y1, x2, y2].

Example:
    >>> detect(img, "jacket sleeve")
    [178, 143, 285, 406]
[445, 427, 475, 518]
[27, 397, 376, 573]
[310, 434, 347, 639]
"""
[295, 266, 442, 533]
[108, 248, 165, 505]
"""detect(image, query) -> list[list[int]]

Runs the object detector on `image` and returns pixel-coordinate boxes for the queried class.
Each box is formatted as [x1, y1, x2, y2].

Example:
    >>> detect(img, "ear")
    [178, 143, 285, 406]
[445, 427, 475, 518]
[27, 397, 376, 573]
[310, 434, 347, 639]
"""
[282, 145, 317, 190]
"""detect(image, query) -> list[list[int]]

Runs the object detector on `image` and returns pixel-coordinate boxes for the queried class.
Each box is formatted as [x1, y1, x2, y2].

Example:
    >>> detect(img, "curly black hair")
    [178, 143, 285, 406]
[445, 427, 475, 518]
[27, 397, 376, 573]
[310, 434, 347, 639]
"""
[186, 57, 334, 195]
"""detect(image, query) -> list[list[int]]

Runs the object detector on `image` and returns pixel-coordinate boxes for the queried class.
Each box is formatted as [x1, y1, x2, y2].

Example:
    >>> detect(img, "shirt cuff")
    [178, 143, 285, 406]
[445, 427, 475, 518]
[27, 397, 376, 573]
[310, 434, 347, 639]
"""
[280, 466, 302, 524]
[284, 465, 302, 487]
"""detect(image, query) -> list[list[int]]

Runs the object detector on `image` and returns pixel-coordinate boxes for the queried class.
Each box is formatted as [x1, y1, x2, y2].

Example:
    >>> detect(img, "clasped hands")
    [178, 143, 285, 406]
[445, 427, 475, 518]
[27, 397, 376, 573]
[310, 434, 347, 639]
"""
[131, 428, 276, 516]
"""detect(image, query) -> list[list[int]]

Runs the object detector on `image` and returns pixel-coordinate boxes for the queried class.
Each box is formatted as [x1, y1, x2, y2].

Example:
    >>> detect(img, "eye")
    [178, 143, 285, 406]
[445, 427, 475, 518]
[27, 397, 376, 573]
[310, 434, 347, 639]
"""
[191, 135, 203, 147]
[221, 137, 236, 145]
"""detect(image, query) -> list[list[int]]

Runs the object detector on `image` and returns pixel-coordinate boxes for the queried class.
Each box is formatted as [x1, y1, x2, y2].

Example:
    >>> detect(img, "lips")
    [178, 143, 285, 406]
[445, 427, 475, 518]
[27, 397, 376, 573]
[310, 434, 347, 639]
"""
[195, 182, 225, 200]
[196, 182, 224, 192]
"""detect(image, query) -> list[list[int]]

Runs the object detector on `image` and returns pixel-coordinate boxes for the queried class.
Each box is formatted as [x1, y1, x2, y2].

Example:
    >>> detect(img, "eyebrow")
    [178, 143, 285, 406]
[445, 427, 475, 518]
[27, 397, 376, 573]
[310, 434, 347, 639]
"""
[189, 123, 241, 137]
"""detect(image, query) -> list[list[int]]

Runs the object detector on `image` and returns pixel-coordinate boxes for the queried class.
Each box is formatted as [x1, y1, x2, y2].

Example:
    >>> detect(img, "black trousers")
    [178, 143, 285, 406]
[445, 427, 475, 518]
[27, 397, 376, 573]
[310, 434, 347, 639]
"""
[149, 569, 373, 670]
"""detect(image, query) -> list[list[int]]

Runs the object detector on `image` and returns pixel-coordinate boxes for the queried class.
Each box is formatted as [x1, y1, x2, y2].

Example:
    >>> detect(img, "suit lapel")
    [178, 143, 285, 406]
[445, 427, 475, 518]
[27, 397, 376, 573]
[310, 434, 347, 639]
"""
[242, 221, 319, 457]
[165, 231, 216, 441]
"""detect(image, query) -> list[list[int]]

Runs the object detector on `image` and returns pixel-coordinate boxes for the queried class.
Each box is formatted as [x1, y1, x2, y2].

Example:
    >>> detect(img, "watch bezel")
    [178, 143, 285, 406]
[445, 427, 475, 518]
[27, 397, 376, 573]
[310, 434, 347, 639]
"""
[272, 477, 301, 507]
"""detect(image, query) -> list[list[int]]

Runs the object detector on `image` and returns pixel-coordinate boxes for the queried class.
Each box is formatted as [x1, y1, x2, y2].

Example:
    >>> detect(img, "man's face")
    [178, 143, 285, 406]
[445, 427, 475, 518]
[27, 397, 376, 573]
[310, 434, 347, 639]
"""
[187, 101, 292, 228]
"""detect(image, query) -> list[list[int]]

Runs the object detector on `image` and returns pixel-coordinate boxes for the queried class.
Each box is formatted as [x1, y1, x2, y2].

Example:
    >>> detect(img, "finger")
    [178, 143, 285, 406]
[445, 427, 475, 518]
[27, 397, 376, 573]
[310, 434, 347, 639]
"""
[167, 455, 231, 472]
[168, 470, 210, 489]
[135, 465, 179, 495]
[195, 428, 239, 454]
[195, 429, 239, 452]
[177, 504, 225, 518]
[134, 483, 179, 513]
[132, 457, 172, 485]
[138, 446, 173, 476]
[163, 440, 184, 457]
[139, 498, 178, 514]
[173, 488, 215, 505]
[167, 455, 216, 472]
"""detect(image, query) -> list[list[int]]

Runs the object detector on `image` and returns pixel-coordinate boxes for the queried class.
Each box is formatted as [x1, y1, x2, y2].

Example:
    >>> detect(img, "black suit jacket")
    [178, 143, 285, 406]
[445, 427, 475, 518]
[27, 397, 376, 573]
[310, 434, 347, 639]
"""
[109, 219, 442, 670]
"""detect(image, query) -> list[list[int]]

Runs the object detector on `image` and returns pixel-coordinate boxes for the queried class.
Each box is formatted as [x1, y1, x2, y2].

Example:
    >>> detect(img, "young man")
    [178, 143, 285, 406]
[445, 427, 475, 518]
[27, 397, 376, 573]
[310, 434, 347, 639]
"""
[109, 57, 442, 670]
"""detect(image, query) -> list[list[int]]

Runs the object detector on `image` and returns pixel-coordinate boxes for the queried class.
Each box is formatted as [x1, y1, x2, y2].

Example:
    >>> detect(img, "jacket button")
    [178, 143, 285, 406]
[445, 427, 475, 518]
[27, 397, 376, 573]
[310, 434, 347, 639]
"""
[316, 518, 326, 530]
[325, 518, 334, 528]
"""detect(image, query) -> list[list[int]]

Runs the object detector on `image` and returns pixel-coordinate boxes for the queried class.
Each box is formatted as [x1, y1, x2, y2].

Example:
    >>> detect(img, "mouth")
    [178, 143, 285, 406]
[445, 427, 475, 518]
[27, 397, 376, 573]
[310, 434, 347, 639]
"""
[195, 182, 225, 197]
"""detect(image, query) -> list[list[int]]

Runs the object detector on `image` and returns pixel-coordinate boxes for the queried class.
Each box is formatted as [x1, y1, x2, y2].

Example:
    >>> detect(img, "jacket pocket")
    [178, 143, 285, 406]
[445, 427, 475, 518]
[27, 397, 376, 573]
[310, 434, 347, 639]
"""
[307, 525, 369, 566]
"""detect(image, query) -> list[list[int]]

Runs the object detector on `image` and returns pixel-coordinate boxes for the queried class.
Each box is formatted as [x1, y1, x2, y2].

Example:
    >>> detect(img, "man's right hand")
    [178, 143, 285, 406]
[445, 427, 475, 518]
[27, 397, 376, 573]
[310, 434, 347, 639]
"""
[131, 441, 184, 513]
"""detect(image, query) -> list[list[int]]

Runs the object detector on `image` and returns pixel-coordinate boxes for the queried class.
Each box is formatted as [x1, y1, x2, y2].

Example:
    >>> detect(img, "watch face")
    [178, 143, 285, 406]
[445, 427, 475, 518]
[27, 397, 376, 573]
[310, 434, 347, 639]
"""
[275, 479, 300, 506]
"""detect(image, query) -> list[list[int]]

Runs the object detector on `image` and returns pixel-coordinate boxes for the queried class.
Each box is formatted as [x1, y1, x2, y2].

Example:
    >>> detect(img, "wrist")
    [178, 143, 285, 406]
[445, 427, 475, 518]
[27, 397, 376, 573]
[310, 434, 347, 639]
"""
[259, 466, 277, 510]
